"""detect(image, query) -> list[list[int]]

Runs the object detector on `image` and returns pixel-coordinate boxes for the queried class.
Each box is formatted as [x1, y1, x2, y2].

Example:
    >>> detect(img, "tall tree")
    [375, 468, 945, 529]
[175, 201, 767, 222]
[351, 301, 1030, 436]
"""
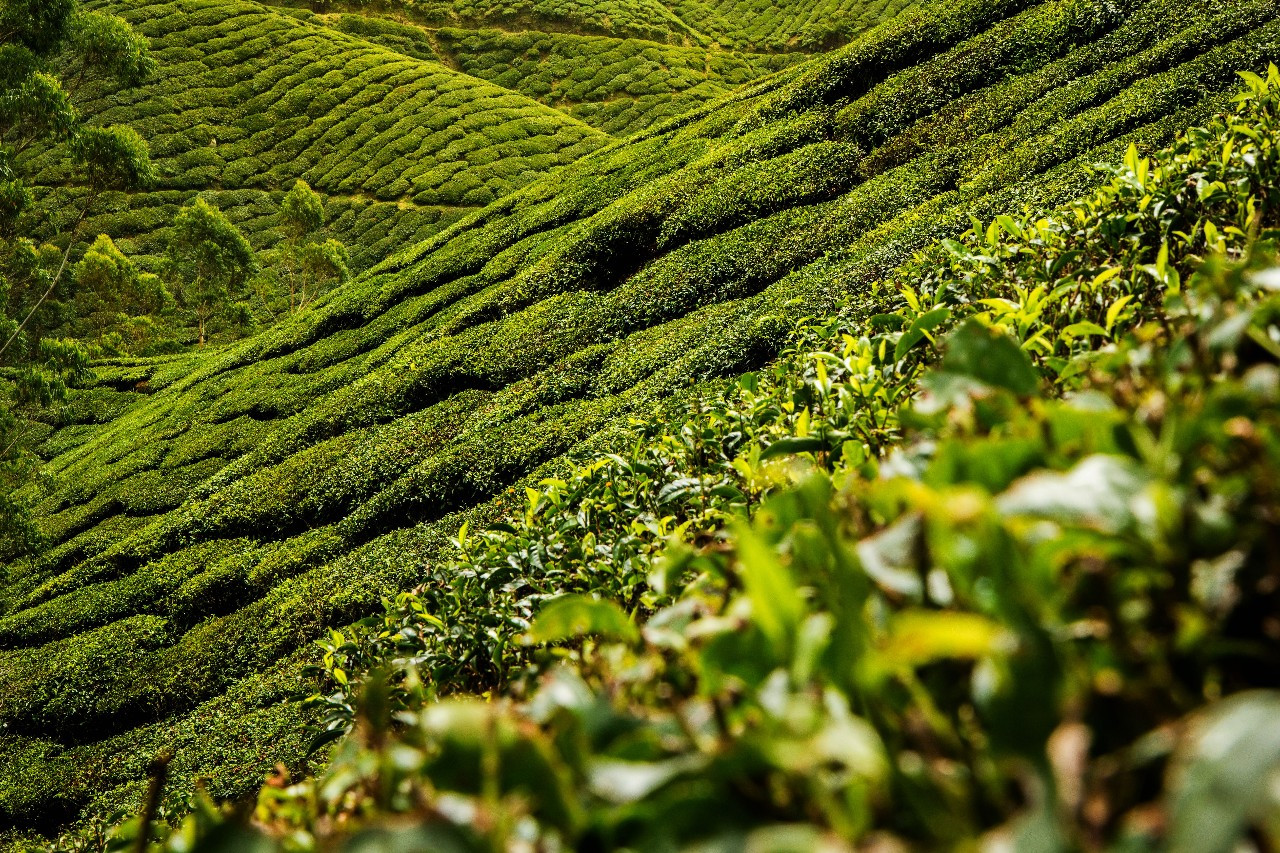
[273, 179, 348, 314]
[73, 233, 172, 351]
[167, 198, 256, 347]
[0, 0, 154, 557]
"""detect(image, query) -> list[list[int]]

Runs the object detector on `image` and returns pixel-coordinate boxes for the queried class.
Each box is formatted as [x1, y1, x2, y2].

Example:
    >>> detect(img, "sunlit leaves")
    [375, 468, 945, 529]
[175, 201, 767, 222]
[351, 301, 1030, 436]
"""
[71, 124, 153, 190]
[527, 594, 638, 643]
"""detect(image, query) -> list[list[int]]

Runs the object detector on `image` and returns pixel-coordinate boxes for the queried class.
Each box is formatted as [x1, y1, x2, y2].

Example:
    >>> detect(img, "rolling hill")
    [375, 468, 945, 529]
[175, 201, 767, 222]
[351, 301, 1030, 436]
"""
[277, 0, 920, 51]
[31, 0, 610, 271]
[4, 0, 1280, 842]
[281, 7, 810, 136]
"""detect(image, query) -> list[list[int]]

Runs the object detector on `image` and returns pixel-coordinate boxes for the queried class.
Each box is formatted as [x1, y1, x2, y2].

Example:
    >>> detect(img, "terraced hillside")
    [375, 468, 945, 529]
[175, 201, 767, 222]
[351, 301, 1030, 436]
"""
[31, 0, 608, 269]
[269, 0, 908, 138]
[671, 0, 919, 49]
[428, 28, 802, 134]
[5, 0, 1280, 841]
[286, 0, 918, 50]
[283, 9, 806, 136]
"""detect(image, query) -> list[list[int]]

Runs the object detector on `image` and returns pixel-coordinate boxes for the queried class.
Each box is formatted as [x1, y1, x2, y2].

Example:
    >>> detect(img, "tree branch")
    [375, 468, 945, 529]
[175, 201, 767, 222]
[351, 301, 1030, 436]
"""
[0, 190, 97, 363]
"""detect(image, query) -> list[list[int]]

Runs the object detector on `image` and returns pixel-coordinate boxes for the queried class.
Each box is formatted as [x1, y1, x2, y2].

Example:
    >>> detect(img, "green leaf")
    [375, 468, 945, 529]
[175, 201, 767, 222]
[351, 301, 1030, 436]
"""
[867, 313, 906, 331]
[709, 483, 747, 502]
[1168, 691, 1280, 853]
[587, 755, 707, 804]
[731, 519, 803, 651]
[486, 521, 520, 534]
[759, 436, 824, 460]
[1092, 266, 1123, 288]
[529, 595, 638, 644]
[996, 454, 1149, 534]
[855, 515, 923, 599]
[878, 611, 1006, 669]
[656, 476, 704, 504]
[307, 725, 347, 755]
[1238, 69, 1268, 92]
[940, 320, 1039, 396]
[894, 306, 951, 362]
[1062, 321, 1108, 340]
[995, 214, 1022, 239]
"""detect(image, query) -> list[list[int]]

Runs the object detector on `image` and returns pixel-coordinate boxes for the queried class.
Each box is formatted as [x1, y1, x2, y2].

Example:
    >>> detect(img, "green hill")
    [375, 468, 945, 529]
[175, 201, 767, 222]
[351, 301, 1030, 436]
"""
[263, 0, 908, 139]
[30, 0, 609, 270]
[671, 0, 919, 49]
[274, 9, 808, 137]
[426, 27, 803, 134]
[279, 0, 920, 50]
[4, 0, 1280, 841]
[62, 67, 1280, 849]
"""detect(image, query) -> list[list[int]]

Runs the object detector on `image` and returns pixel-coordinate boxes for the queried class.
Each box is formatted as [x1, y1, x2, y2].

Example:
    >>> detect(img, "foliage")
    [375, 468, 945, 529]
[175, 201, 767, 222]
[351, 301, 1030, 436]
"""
[430, 26, 802, 135]
[21, 0, 609, 277]
[164, 199, 256, 347]
[70, 235, 172, 354]
[52, 67, 1280, 852]
[62, 10, 156, 90]
[304, 70, 1280, 739]
[0, 0, 154, 561]
[299, 0, 918, 52]
[5, 0, 1280, 842]
[256, 181, 349, 317]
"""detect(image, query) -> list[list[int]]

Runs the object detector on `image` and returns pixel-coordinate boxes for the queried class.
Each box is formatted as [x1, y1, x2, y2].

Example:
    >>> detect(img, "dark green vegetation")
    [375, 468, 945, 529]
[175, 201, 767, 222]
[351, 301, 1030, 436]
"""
[1, 0, 156, 584]
[5, 0, 1280, 845]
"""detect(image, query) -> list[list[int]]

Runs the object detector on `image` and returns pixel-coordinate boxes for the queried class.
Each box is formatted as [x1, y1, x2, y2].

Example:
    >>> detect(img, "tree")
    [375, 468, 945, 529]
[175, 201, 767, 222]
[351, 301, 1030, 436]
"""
[272, 179, 348, 314]
[62, 8, 155, 93]
[167, 198, 256, 347]
[73, 233, 172, 351]
[0, 0, 154, 558]
[1, 3, 155, 359]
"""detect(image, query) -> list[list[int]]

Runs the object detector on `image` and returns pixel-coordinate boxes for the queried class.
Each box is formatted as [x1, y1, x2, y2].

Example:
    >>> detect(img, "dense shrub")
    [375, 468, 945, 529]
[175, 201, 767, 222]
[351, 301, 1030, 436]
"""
[432, 27, 804, 135]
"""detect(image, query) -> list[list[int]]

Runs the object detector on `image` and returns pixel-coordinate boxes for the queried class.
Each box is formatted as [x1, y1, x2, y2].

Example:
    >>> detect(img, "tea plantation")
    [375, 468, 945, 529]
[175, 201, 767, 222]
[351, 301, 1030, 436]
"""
[271, 0, 910, 138]
[4, 0, 1280, 846]
[28, 0, 609, 270]
[428, 28, 804, 135]
[281, 0, 919, 50]
[278, 7, 809, 136]
[73, 66, 1280, 849]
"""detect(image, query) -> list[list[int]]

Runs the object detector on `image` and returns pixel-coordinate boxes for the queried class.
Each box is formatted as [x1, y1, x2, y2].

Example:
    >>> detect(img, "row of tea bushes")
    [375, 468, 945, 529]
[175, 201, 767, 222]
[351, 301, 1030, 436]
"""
[5, 0, 1279, 839]
[65, 62, 1280, 853]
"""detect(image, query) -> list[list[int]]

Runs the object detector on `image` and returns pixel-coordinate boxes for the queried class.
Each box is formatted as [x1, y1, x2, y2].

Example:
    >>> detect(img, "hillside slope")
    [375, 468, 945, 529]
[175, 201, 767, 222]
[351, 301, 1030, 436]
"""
[4, 0, 1280, 838]
[32, 0, 608, 269]
[269, 0, 907, 137]
[425, 27, 803, 134]
[287, 0, 920, 50]
[272, 9, 807, 138]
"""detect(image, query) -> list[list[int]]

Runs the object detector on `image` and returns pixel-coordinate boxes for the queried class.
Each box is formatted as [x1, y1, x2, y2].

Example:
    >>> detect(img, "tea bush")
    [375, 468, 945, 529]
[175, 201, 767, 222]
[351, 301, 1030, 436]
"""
[300, 64, 1280, 734]
[292, 0, 920, 51]
[4, 0, 1280, 842]
[431, 27, 803, 135]
[329, 14, 440, 60]
[61, 64, 1280, 853]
